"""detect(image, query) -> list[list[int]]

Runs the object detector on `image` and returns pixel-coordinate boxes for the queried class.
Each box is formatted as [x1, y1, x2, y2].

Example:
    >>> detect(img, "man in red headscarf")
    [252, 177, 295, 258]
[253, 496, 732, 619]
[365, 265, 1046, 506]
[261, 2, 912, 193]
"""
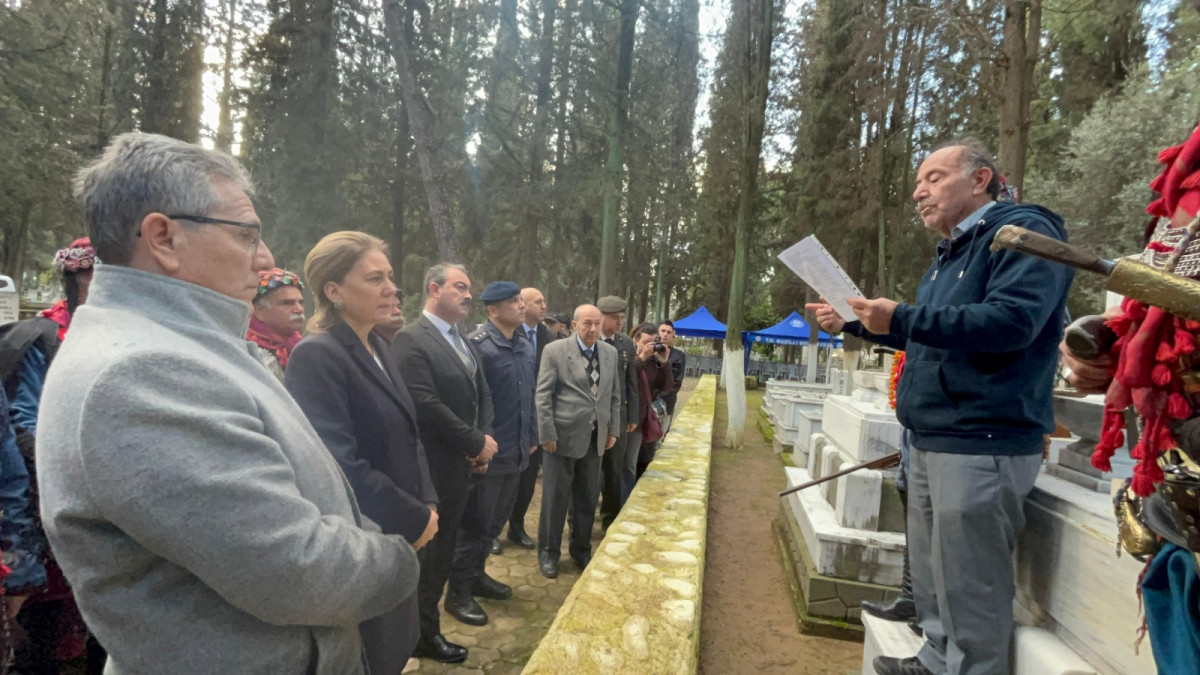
[246, 267, 306, 381]
[1062, 124, 1200, 673]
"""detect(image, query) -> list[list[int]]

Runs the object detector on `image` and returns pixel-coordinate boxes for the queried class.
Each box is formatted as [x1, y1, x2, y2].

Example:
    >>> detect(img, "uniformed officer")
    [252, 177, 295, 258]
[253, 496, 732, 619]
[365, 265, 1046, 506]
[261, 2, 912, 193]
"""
[596, 295, 641, 530]
[446, 281, 536, 621]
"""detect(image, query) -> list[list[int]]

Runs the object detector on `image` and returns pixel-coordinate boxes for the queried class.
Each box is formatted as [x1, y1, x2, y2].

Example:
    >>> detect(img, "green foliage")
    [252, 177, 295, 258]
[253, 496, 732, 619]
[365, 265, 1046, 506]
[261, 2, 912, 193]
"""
[1029, 63, 1199, 317]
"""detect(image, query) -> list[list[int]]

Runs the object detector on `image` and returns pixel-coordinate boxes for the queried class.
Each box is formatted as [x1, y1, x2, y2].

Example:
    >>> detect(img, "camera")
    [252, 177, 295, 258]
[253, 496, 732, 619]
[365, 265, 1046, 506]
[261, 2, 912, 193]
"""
[653, 336, 666, 354]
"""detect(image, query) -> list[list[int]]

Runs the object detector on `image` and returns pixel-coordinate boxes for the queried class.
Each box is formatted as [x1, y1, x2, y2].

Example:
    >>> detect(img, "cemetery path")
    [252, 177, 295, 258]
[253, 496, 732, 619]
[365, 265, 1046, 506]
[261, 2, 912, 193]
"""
[406, 379, 700, 674]
[699, 387, 862, 675]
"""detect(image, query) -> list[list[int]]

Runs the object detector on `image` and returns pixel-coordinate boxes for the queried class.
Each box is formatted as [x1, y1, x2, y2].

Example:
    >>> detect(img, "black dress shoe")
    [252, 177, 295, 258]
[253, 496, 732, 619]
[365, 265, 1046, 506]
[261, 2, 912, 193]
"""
[862, 595, 916, 622]
[490, 538, 502, 555]
[507, 529, 535, 549]
[412, 634, 468, 664]
[873, 655, 933, 675]
[539, 558, 558, 579]
[572, 555, 591, 571]
[472, 572, 512, 600]
[445, 592, 488, 626]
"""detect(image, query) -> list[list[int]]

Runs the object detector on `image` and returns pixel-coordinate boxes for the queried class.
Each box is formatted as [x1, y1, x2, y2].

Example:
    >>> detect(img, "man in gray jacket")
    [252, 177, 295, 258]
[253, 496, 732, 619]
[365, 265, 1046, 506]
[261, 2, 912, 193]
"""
[535, 304, 622, 579]
[36, 132, 420, 675]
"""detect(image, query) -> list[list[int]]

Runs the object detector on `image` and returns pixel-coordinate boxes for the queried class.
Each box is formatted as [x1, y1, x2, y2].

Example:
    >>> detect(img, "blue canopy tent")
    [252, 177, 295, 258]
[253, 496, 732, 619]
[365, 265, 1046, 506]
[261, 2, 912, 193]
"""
[743, 311, 840, 346]
[741, 311, 842, 373]
[672, 305, 728, 340]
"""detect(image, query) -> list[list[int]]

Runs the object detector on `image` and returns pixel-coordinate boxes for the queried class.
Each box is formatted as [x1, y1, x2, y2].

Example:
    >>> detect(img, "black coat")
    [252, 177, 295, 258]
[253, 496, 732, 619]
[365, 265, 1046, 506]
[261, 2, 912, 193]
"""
[286, 322, 437, 543]
[392, 315, 494, 484]
[284, 321, 435, 673]
[529, 322, 557, 379]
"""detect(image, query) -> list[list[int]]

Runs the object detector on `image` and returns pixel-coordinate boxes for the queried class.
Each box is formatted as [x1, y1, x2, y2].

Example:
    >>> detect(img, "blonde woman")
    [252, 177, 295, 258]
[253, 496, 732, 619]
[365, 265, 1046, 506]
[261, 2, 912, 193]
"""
[286, 231, 438, 673]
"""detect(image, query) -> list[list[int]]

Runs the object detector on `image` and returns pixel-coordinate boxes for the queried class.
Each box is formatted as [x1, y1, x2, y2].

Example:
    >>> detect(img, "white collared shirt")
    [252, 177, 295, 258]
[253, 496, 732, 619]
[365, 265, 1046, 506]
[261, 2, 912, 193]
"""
[423, 310, 462, 352]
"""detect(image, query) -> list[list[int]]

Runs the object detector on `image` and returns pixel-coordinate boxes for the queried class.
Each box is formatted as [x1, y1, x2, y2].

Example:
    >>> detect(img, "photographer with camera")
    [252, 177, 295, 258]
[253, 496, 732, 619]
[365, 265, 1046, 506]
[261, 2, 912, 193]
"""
[656, 320, 686, 433]
[630, 323, 675, 483]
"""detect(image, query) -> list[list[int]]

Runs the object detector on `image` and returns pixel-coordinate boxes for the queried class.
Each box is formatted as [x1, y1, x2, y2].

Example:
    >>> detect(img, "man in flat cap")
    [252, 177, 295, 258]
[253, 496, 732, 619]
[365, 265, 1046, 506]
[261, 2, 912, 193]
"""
[442, 282, 534, 623]
[596, 296, 640, 529]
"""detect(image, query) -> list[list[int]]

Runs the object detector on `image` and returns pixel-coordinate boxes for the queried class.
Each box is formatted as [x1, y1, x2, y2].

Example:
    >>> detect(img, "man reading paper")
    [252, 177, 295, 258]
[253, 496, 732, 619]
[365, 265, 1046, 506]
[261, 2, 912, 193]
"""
[807, 138, 1072, 675]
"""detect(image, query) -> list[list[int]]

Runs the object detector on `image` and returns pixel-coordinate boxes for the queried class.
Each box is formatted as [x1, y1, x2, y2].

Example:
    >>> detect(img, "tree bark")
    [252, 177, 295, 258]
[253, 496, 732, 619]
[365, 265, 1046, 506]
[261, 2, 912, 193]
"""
[724, 0, 774, 449]
[597, 0, 640, 297]
[997, 0, 1041, 198]
[383, 0, 459, 261]
[214, 0, 238, 152]
[517, 0, 558, 284]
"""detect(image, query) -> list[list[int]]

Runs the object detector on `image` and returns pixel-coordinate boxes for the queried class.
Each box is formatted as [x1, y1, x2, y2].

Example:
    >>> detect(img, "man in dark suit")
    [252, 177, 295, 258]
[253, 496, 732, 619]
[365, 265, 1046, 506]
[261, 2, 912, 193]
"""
[535, 304, 622, 579]
[392, 262, 496, 664]
[504, 286, 557, 549]
[596, 296, 641, 530]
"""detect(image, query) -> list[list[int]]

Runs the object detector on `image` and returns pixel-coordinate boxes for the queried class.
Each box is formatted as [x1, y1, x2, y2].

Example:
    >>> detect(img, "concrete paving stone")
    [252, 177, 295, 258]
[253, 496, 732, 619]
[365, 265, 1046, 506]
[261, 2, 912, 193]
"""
[469, 648, 501, 665]
[483, 662, 527, 675]
[454, 633, 480, 648]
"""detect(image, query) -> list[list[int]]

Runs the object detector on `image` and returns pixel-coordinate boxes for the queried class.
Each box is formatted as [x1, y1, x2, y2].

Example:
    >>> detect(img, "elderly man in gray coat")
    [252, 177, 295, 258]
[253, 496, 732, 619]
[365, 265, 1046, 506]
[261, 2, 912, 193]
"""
[35, 132, 421, 675]
[535, 304, 622, 579]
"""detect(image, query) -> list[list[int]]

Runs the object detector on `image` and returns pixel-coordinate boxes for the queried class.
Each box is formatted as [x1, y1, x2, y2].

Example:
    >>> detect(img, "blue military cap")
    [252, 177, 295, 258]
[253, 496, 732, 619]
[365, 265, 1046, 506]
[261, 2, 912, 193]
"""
[480, 280, 522, 304]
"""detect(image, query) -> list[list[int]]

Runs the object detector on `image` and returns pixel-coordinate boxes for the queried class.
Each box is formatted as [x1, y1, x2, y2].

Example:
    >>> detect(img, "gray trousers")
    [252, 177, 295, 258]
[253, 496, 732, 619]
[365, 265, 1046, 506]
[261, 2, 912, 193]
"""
[908, 446, 1041, 675]
[538, 432, 602, 563]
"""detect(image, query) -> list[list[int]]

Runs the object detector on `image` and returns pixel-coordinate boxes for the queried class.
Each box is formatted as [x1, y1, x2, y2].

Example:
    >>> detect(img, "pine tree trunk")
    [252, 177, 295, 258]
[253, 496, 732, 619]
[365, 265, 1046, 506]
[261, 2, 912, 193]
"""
[598, 0, 639, 297]
[518, 0, 558, 284]
[997, 0, 1041, 197]
[214, 0, 238, 153]
[383, 0, 459, 261]
[724, 0, 774, 449]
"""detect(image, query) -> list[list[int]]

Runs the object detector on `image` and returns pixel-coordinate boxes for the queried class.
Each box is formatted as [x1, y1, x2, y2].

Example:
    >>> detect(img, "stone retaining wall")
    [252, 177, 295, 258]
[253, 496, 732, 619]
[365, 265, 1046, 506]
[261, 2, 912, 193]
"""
[521, 375, 717, 674]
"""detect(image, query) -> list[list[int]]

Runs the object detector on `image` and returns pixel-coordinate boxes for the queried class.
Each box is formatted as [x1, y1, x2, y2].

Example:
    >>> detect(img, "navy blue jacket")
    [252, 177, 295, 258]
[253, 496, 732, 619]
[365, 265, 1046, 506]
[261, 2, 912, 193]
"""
[846, 202, 1073, 456]
[469, 321, 535, 475]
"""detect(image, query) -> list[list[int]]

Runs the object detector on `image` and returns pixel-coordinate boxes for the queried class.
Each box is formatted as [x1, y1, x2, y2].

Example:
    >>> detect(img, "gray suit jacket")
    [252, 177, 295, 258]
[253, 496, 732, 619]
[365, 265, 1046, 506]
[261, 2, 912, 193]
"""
[536, 337, 622, 459]
[36, 266, 418, 675]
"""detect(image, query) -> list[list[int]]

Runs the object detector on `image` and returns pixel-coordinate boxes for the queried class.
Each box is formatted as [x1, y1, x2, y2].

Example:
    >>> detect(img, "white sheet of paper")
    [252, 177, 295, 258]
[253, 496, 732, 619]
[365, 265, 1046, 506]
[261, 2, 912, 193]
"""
[777, 235, 863, 322]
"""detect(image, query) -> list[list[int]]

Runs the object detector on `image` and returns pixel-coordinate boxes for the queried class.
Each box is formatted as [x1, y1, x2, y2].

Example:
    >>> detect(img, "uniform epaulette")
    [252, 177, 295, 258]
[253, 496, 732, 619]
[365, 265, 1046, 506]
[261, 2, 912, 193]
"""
[470, 332, 487, 343]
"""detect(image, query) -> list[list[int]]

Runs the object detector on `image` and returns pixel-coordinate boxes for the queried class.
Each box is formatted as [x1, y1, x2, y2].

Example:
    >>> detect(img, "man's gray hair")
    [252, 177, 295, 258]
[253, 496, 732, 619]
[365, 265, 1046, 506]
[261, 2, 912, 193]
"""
[423, 262, 468, 296]
[73, 132, 255, 266]
[933, 137, 1002, 200]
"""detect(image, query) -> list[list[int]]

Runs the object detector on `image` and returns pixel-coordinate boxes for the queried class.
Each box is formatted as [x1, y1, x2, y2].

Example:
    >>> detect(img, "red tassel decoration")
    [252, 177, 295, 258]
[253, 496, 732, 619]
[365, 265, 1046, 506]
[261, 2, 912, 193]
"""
[1170, 393, 1192, 419]
[1156, 341, 1176, 362]
[1174, 328, 1197, 356]
[1152, 362, 1173, 387]
[1147, 241, 1176, 254]
[1132, 461, 1165, 497]
[1159, 144, 1184, 164]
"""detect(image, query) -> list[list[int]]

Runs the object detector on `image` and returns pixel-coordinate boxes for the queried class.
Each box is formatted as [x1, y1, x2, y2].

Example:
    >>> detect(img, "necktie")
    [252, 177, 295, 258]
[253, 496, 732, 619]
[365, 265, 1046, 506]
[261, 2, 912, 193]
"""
[449, 327, 475, 372]
[585, 348, 599, 397]
[528, 326, 536, 349]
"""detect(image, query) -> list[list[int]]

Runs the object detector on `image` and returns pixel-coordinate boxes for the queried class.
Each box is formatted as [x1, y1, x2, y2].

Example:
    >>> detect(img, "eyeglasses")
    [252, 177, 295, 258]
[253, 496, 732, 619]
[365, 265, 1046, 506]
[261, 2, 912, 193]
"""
[167, 214, 261, 231]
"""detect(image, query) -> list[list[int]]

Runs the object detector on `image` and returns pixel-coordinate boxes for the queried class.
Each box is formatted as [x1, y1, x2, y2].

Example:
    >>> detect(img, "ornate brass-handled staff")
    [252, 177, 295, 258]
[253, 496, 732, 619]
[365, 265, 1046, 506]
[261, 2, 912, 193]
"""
[991, 225, 1200, 324]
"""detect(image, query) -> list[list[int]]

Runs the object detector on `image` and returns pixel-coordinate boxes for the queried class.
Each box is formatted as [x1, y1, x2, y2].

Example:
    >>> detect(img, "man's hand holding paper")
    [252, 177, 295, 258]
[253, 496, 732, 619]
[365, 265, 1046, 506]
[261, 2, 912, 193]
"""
[805, 297, 846, 333]
[846, 297, 899, 334]
[806, 296, 899, 335]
